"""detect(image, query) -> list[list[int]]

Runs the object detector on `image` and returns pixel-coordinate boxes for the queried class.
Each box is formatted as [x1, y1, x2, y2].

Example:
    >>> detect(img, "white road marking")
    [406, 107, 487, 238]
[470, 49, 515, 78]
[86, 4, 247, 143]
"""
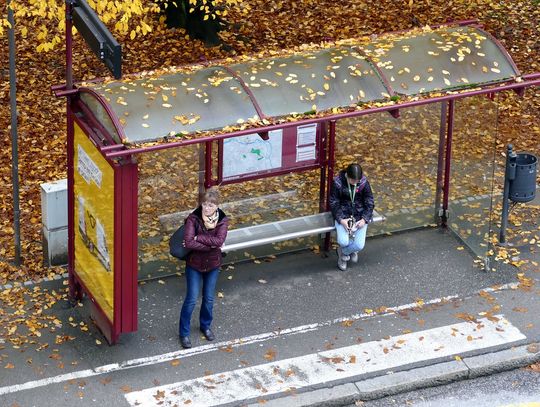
[0, 282, 518, 396]
[125, 315, 526, 407]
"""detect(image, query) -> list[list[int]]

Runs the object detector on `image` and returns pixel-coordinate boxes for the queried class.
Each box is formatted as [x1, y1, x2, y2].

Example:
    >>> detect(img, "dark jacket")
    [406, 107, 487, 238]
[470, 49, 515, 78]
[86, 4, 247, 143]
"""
[184, 206, 228, 273]
[329, 170, 374, 223]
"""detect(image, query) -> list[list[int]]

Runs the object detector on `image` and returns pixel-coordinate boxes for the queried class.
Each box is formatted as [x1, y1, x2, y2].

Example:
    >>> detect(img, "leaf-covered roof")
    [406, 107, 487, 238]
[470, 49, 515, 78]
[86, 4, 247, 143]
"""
[81, 25, 520, 145]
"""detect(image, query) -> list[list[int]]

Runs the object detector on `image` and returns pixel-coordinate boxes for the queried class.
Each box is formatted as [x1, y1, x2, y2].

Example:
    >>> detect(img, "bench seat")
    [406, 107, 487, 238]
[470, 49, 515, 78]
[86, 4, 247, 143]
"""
[222, 211, 384, 253]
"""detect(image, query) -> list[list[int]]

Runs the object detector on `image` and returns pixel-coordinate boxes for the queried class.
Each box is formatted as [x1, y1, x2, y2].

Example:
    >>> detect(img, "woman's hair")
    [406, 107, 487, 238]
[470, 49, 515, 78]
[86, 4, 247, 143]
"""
[201, 187, 220, 205]
[346, 163, 363, 180]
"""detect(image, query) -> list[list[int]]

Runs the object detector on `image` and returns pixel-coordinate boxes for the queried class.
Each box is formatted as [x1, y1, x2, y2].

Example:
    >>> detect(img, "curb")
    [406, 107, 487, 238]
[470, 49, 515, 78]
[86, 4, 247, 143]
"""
[248, 343, 540, 407]
[0, 272, 68, 292]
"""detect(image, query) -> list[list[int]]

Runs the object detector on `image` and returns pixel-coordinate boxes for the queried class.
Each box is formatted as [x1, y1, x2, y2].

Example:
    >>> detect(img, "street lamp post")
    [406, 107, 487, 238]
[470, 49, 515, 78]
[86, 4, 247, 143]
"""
[8, 0, 21, 266]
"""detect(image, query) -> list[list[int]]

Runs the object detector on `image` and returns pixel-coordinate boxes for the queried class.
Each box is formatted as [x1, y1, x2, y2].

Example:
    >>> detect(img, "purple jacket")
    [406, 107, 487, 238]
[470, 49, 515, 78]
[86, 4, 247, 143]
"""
[183, 206, 229, 273]
[329, 170, 375, 223]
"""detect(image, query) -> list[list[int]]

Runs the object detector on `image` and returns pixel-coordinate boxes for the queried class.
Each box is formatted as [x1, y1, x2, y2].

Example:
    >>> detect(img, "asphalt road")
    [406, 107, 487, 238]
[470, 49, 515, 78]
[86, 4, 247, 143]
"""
[355, 366, 540, 407]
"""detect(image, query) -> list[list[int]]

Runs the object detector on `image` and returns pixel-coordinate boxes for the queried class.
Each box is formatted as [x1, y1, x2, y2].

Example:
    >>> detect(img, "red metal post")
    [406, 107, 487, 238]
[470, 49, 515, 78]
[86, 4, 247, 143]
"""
[318, 123, 327, 213]
[116, 159, 138, 339]
[205, 141, 213, 188]
[441, 100, 455, 226]
[434, 101, 448, 224]
[324, 120, 337, 252]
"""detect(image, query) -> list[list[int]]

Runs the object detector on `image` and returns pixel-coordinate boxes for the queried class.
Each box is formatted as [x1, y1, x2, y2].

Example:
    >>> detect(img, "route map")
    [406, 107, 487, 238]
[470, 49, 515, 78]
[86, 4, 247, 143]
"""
[222, 130, 283, 179]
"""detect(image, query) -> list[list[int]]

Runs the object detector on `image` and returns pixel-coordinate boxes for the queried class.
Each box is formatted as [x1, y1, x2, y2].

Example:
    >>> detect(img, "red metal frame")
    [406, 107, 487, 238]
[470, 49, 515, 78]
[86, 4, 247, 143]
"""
[324, 120, 337, 252]
[205, 141, 213, 188]
[114, 159, 138, 339]
[318, 121, 328, 213]
[434, 101, 448, 224]
[441, 100, 455, 226]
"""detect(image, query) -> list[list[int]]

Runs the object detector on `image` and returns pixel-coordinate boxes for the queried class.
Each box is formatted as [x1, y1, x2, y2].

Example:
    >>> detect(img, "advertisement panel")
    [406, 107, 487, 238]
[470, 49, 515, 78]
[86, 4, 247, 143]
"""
[74, 123, 115, 321]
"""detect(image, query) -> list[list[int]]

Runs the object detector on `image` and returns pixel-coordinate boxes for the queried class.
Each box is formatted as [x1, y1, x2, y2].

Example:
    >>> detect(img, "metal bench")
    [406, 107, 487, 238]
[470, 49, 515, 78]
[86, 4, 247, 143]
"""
[221, 210, 385, 253]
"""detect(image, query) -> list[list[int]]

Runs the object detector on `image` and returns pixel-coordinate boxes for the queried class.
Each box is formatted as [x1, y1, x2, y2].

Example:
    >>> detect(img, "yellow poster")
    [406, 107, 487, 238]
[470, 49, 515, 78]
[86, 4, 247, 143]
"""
[74, 123, 115, 321]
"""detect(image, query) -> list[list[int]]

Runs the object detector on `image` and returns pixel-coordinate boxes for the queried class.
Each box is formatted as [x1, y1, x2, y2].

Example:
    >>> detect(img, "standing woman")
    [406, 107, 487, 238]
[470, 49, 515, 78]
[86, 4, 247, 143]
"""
[179, 188, 228, 349]
[329, 163, 374, 271]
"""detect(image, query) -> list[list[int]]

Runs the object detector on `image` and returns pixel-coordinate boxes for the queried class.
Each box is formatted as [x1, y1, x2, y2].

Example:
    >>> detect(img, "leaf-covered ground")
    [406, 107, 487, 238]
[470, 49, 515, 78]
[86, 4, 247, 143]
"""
[0, 0, 539, 285]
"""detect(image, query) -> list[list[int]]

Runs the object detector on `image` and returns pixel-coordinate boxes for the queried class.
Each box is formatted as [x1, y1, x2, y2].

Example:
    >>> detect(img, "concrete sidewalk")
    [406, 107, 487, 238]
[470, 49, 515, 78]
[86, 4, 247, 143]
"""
[0, 226, 539, 407]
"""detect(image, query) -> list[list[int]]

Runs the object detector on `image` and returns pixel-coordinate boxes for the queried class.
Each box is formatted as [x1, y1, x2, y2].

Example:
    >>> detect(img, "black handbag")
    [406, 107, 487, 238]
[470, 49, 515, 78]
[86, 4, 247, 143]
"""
[169, 224, 191, 261]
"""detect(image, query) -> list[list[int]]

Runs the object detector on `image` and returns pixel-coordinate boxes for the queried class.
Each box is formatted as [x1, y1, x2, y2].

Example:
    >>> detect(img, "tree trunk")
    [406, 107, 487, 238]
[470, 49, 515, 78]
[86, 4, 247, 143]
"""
[162, 0, 223, 47]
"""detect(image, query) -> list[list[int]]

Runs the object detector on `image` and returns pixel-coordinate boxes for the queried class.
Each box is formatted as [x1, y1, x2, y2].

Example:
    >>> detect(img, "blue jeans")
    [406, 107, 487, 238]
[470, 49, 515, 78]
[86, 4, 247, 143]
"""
[335, 221, 368, 256]
[179, 266, 219, 337]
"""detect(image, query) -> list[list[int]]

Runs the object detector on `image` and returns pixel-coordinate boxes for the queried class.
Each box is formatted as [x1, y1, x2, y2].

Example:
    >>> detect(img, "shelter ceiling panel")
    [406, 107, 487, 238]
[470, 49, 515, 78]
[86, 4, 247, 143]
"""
[230, 47, 391, 117]
[363, 26, 519, 96]
[86, 67, 259, 143]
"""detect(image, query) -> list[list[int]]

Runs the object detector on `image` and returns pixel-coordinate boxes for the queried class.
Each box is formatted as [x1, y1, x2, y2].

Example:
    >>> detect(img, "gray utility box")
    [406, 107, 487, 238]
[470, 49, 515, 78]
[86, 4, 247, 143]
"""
[41, 179, 68, 266]
[509, 153, 537, 203]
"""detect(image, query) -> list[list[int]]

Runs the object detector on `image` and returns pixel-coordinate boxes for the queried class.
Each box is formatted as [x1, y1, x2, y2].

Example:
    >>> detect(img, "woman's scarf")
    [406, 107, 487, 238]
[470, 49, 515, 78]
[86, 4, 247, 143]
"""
[203, 209, 219, 230]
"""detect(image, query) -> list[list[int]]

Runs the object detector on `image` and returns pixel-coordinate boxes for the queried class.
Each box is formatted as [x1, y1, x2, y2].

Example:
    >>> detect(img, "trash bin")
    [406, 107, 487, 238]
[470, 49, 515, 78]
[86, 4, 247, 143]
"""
[509, 153, 537, 203]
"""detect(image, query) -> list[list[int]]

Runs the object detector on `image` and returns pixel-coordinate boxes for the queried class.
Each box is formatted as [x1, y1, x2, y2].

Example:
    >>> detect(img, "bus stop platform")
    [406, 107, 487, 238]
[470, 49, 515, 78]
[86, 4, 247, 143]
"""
[1, 225, 539, 406]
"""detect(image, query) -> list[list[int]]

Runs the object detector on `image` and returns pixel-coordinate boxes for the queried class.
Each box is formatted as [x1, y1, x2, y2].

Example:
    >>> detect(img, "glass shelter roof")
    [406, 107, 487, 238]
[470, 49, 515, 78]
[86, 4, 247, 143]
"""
[82, 24, 520, 145]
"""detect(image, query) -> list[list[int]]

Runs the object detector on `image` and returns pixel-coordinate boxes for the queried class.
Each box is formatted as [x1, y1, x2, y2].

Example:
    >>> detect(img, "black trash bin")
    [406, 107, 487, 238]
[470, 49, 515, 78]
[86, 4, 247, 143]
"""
[509, 153, 537, 203]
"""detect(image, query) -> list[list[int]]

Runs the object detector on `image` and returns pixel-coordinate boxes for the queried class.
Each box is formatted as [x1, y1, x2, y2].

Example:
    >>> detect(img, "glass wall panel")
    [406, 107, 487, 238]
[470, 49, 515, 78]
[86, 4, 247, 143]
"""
[335, 104, 442, 236]
[449, 96, 499, 267]
[137, 143, 323, 281]
[138, 144, 201, 280]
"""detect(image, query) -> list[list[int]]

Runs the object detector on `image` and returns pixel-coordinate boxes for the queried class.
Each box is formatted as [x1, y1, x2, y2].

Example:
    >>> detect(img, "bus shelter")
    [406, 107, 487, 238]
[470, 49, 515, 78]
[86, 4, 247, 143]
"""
[54, 21, 540, 344]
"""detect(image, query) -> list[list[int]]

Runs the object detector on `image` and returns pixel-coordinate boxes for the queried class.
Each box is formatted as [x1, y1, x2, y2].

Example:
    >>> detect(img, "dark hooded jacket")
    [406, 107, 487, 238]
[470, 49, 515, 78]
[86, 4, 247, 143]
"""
[329, 170, 374, 223]
[183, 206, 228, 272]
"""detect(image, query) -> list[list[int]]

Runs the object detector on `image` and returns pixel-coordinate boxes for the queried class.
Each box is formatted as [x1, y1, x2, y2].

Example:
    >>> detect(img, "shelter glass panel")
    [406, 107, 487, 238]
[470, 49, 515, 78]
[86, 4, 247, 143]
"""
[449, 96, 499, 268]
[335, 104, 442, 236]
[79, 92, 122, 144]
[364, 26, 519, 96]
[89, 67, 259, 143]
[137, 144, 323, 280]
[231, 47, 390, 117]
[138, 145, 202, 280]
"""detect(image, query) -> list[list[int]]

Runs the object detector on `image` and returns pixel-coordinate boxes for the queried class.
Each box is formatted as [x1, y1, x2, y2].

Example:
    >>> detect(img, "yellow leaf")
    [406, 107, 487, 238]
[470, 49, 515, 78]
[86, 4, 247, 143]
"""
[130, 30, 136, 40]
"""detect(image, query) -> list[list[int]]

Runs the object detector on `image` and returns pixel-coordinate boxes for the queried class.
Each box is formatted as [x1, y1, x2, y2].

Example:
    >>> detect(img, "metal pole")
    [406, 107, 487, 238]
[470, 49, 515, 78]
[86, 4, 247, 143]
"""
[441, 100, 455, 227]
[8, 0, 21, 266]
[324, 120, 337, 252]
[66, 0, 74, 90]
[318, 123, 327, 213]
[204, 141, 212, 188]
[434, 101, 448, 224]
[499, 144, 516, 244]
[65, 0, 78, 301]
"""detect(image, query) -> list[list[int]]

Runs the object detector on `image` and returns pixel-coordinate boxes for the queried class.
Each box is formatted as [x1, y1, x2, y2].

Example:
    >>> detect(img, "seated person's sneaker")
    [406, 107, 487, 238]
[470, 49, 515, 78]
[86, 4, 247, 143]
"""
[337, 246, 350, 261]
[180, 336, 192, 349]
[200, 328, 215, 341]
[337, 255, 348, 271]
[350, 251, 358, 263]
